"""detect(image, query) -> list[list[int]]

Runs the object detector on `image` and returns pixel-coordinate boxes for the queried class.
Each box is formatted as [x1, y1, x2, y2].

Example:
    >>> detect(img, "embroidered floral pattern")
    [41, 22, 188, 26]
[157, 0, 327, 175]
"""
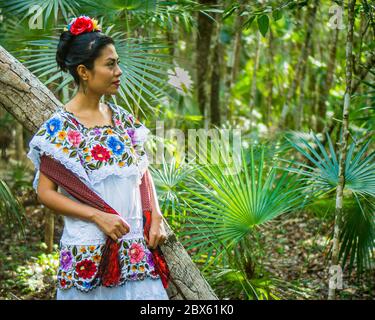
[35, 116, 81, 161]
[75, 259, 97, 279]
[90, 144, 111, 162]
[60, 250, 73, 271]
[33, 103, 150, 184]
[129, 242, 145, 264]
[60, 103, 148, 173]
[57, 238, 160, 292]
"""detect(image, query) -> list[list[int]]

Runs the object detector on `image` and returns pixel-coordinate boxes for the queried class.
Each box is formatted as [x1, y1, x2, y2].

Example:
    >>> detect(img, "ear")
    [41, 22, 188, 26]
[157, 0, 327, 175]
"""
[76, 64, 89, 81]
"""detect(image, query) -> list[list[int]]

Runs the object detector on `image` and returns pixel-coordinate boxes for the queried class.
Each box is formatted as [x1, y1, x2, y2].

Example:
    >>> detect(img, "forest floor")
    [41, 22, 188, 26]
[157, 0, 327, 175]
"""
[0, 198, 373, 300]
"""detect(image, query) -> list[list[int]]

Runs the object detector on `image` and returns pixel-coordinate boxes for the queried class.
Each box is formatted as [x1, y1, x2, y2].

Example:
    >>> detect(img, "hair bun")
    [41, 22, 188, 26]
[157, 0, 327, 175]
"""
[56, 31, 75, 72]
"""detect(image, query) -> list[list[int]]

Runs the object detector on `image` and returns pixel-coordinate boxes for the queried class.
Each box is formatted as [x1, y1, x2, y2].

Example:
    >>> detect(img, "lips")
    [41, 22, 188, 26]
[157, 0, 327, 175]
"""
[112, 80, 120, 85]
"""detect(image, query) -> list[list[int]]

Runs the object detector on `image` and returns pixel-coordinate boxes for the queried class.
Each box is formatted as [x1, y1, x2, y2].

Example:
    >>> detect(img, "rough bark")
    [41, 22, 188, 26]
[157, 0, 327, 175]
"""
[196, 0, 217, 118]
[210, 12, 222, 126]
[15, 122, 24, 162]
[0, 45, 218, 300]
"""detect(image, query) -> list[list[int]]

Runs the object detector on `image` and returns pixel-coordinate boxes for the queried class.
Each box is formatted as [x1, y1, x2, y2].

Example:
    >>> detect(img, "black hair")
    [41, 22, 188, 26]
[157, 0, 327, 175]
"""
[56, 30, 115, 85]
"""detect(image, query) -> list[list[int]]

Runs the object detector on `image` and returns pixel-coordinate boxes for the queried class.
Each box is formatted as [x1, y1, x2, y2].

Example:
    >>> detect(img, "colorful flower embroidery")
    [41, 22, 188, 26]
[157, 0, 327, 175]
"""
[75, 259, 97, 279]
[90, 144, 111, 162]
[129, 242, 145, 264]
[107, 136, 125, 156]
[46, 118, 62, 136]
[92, 128, 101, 136]
[60, 250, 73, 271]
[58, 131, 67, 140]
[67, 130, 82, 147]
[57, 238, 160, 292]
[34, 104, 149, 183]
[146, 250, 155, 268]
[126, 128, 136, 145]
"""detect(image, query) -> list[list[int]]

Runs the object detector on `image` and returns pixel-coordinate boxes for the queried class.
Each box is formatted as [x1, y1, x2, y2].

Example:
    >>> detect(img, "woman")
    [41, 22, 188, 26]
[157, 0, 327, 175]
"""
[27, 16, 169, 300]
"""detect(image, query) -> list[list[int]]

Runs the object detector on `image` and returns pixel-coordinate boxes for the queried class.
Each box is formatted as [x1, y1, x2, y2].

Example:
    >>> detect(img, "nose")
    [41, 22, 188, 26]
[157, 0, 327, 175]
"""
[115, 65, 123, 77]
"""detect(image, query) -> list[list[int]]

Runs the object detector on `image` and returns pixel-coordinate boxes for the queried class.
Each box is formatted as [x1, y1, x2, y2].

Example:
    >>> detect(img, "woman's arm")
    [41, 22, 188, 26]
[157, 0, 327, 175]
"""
[144, 168, 167, 249]
[145, 169, 162, 220]
[37, 171, 130, 241]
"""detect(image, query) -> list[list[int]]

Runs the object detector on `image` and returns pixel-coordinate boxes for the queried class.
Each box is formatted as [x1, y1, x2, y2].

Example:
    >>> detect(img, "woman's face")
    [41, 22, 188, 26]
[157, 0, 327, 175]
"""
[82, 44, 123, 95]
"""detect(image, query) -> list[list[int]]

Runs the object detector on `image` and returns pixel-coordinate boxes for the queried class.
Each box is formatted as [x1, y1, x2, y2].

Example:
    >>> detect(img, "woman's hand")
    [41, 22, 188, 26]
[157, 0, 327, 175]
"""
[145, 216, 167, 249]
[91, 210, 130, 242]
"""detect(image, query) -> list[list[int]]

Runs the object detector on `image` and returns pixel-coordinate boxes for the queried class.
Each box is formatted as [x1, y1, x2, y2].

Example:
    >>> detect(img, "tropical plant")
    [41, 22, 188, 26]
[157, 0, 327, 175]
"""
[176, 136, 315, 299]
[149, 154, 199, 230]
[0, 179, 27, 238]
[280, 130, 375, 275]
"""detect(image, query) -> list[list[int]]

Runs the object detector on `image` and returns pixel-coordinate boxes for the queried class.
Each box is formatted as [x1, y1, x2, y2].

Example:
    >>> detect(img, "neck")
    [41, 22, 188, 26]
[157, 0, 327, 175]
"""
[72, 90, 104, 113]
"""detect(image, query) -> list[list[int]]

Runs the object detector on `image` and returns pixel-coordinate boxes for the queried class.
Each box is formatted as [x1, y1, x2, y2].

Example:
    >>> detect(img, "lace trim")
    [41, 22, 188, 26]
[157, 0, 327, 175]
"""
[27, 135, 91, 193]
[56, 278, 169, 300]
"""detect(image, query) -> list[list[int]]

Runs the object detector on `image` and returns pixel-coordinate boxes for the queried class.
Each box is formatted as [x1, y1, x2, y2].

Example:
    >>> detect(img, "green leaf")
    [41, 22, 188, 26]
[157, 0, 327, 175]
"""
[243, 15, 256, 30]
[272, 9, 282, 21]
[257, 15, 269, 37]
[36, 129, 46, 136]
[87, 163, 97, 170]
[69, 150, 77, 158]
[79, 140, 86, 149]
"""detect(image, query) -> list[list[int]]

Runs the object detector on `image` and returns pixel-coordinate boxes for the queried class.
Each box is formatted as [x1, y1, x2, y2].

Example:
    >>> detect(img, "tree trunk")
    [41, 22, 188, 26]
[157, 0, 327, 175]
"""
[44, 207, 54, 253]
[15, 122, 24, 162]
[0, 45, 218, 300]
[328, 0, 356, 301]
[316, 26, 340, 133]
[196, 0, 217, 118]
[210, 12, 222, 126]
[249, 31, 261, 132]
[266, 26, 275, 126]
[224, 1, 245, 123]
[280, 0, 319, 129]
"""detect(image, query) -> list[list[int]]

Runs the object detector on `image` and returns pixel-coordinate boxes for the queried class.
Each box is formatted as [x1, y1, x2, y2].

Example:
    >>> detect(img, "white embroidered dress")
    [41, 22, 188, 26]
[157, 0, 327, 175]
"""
[27, 102, 168, 300]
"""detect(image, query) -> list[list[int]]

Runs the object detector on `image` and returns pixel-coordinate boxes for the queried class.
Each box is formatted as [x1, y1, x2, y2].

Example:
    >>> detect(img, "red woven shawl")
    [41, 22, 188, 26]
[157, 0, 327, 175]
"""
[39, 154, 170, 288]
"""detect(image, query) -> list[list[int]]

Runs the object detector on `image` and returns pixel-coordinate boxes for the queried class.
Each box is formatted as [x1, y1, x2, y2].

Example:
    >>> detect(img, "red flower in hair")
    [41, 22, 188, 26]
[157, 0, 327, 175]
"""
[69, 16, 94, 36]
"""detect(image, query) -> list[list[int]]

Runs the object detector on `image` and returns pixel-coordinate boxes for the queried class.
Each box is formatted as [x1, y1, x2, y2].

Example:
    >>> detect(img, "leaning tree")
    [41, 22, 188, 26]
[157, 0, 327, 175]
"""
[0, 45, 218, 300]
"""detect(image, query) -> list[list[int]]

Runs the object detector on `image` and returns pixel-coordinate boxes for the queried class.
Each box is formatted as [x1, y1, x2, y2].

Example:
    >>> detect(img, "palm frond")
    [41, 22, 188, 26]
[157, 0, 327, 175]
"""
[0, 0, 87, 24]
[338, 195, 375, 276]
[149, 154, 199, 228]
[180, 140, 310, 270]
[282, 130, 375, 274]
[280, 131, 375, 198]
[0, 180, 27, 238]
